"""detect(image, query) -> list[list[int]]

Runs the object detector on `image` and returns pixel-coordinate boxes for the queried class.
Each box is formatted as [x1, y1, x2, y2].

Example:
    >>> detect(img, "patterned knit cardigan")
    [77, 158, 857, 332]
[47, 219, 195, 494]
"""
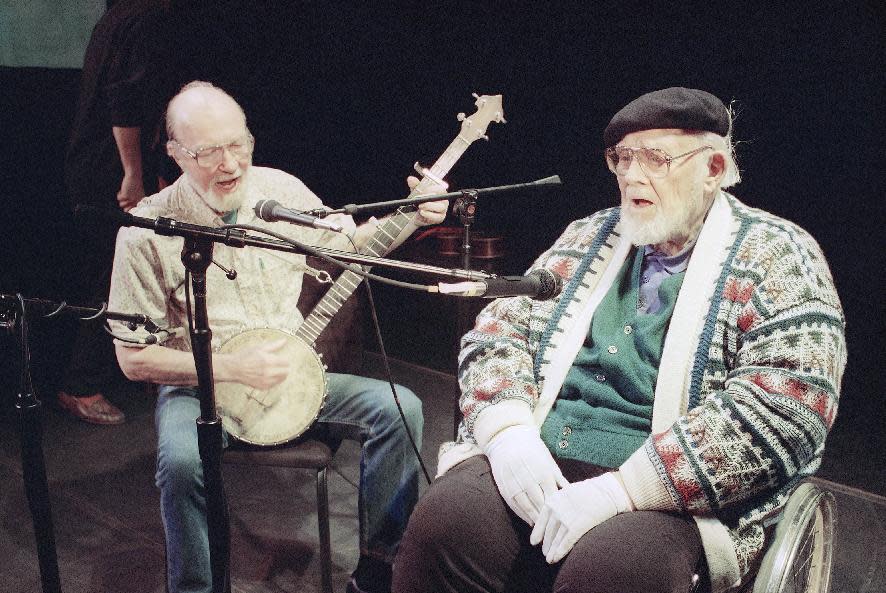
[437, 192, 846, 591]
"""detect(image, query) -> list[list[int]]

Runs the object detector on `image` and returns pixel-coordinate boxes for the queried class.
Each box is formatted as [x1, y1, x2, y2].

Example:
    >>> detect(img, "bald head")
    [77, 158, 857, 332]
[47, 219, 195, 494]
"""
[164, 81, 255, 214]
[165, 81, 247, 142]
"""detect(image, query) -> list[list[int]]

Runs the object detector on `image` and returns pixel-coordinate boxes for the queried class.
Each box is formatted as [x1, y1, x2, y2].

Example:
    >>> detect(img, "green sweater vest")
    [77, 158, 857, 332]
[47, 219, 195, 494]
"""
[540, 247, 685, 468]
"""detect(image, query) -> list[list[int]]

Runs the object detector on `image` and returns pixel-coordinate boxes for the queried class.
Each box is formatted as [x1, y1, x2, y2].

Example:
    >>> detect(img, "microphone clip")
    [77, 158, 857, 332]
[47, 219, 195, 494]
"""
[452, 189, 479, 224]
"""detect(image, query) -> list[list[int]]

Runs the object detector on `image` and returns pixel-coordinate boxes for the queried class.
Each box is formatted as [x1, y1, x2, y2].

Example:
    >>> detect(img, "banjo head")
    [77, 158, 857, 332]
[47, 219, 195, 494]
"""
[215, 328, 327, 446]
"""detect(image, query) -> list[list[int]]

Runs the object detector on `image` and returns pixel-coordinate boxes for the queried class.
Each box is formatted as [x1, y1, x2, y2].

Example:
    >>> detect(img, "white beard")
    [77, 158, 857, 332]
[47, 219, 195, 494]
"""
[189, 169, 250, 214]
[622, 186, 711, 248]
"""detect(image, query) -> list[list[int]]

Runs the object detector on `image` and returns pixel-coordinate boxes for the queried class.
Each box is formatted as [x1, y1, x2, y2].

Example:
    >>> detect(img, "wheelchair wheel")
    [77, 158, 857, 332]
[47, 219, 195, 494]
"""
[752, 482, 837, 593]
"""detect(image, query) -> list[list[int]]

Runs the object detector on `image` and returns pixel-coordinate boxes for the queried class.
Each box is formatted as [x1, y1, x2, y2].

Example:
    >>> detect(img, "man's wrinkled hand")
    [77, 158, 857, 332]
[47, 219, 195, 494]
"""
[406, 175, 448, 226]
[117, 174, 145, 211]
[227, 338, 291, 390]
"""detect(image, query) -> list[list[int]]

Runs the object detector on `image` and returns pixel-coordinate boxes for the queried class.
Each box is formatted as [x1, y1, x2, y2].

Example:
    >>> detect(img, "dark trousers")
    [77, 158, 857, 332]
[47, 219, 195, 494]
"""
[61, 268, 119, 395]
[393, 456, 706, 593]
[59, 212, 121, 396]
[62, 167, 165, 395]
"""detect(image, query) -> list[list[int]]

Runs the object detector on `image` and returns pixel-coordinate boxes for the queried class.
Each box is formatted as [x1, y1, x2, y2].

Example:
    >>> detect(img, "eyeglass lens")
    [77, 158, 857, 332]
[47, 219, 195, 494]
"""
[607, 147, 669, 178]
[195, 137, 254, 167]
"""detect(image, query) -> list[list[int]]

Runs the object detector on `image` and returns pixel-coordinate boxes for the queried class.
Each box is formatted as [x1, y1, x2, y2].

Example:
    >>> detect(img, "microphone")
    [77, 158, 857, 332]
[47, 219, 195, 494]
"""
[436, 269, 562, 300]
[254, 200, 343, 232]
[141, 326, 187, 345]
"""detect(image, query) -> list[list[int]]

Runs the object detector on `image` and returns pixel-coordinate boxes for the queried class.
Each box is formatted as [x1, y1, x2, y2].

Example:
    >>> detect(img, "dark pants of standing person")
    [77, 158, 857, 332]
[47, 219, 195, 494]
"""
[59, 194, 121, 392]
[393, 455, 708, 593]
[61, 241, 120, 395]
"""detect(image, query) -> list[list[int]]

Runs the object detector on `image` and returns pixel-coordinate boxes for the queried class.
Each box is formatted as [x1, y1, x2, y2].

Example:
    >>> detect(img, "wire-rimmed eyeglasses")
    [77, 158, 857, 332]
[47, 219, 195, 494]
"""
[605, 145, 712, 178]
[170, 134, 255, 168]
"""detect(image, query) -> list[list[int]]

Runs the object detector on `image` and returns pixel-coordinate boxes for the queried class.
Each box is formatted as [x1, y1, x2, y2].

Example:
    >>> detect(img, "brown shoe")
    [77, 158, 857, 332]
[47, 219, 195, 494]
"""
[57, 392, 126, 425]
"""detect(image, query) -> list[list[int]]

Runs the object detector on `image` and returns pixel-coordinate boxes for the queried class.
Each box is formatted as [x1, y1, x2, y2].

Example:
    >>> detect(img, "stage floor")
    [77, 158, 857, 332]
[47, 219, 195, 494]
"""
[1, 354, 883, 593]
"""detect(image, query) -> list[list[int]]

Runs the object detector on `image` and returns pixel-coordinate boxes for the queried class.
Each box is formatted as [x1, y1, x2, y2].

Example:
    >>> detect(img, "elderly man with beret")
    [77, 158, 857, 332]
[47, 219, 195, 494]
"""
[392, 88, 846, 593]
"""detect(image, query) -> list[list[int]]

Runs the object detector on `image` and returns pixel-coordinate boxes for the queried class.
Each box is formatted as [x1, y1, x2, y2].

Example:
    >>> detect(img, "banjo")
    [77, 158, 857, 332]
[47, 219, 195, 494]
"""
[215, 94, 505, 446]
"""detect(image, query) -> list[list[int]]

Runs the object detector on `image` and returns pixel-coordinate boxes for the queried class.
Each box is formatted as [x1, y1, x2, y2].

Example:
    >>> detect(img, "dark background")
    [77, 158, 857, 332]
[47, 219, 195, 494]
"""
[1, 3, 883, 490]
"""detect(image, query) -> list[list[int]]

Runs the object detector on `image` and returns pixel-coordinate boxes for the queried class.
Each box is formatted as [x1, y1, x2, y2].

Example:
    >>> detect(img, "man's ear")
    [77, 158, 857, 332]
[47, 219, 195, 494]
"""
[166, 141, 184, 171]
[704, 151, 726, 193]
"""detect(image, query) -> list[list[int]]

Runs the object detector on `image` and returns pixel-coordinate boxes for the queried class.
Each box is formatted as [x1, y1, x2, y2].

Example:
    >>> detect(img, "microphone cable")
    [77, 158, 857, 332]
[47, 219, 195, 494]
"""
[339, 233, 432, 486]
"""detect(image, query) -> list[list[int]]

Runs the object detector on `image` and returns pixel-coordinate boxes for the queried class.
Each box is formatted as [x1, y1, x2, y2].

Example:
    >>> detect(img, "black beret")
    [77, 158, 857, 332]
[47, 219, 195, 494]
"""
[604, 87, 730, 147]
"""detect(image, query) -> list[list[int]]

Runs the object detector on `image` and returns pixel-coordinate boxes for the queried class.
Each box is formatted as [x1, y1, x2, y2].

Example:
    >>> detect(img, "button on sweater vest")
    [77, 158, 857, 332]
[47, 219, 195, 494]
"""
[541, 247, 685, 468]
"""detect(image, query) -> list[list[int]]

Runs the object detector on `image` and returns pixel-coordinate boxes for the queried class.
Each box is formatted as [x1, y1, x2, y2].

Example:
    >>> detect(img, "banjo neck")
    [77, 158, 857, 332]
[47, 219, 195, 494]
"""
[295, 94, 505, 347]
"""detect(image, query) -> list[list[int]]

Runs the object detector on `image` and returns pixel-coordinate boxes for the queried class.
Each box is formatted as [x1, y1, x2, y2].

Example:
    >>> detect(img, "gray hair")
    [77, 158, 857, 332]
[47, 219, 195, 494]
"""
[697, 101, 741, 188]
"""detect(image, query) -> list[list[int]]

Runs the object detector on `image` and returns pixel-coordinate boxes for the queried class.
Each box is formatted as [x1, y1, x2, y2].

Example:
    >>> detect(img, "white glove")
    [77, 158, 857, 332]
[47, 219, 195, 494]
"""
[529, 472, 633, 564]
[484, 425, 568, 526]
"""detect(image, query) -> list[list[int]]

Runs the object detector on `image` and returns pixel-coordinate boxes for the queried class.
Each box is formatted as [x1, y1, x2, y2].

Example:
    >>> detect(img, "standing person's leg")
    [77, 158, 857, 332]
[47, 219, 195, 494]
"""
[317, 373, 424, 593]
[57, 222, 125, 424]
[154, 386, 212, 593]
[394, 456, 557, 593]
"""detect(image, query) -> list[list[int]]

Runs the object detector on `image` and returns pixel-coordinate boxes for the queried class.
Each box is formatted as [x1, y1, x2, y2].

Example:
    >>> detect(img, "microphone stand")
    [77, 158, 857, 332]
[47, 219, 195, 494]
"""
[81, 209, 242, 592]
[3, 296, 60, 593]
[451, 191, 479, 434]
[0, 294, 166, 593]
[179, 238, 231, 593]
[452, 190, 478, 271]
[307, 175, 562, 218]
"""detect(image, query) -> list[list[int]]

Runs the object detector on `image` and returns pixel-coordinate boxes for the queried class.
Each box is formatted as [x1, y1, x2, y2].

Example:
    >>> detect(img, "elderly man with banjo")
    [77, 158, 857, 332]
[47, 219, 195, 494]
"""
[107, 80, 504, 593]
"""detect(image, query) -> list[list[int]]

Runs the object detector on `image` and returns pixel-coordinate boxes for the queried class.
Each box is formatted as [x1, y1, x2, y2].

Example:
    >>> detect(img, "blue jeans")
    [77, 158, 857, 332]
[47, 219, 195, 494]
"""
[155, 373, 423, 593]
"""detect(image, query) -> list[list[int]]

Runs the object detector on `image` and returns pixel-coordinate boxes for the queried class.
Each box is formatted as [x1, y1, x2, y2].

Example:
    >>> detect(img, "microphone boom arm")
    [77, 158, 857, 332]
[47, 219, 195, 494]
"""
[75, 206, 495, 283]
[310, 175, 562, 217]
[304, 245, 495, 281]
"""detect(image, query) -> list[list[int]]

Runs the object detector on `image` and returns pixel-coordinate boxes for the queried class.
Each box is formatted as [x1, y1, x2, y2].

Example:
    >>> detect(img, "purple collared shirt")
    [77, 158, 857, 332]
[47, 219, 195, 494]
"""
[637, 242, 695, 314]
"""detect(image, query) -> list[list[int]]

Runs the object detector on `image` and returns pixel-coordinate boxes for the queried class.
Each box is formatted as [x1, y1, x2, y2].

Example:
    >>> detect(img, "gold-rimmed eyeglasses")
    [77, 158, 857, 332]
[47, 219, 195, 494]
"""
[605, 145, 712, 178]
[170, 134, 255, 168]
